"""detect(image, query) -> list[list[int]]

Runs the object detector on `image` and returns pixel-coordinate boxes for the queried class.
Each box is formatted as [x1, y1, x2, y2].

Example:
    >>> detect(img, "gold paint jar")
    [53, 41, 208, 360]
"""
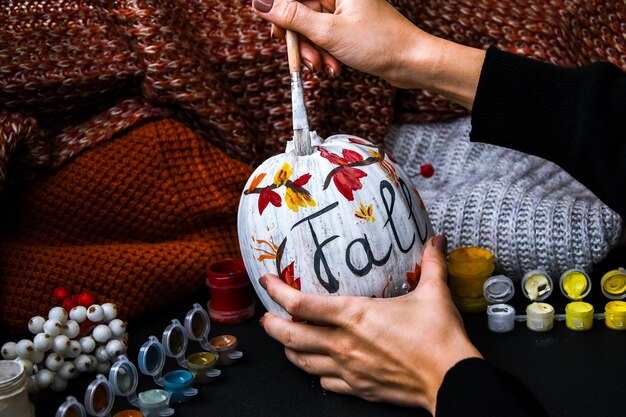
[600, 268, 626, 300]
[448, 247, 495, 312]
[525, 302, 555, 332]
[605, 301, 626, 330]
[565, 301, 594, 331]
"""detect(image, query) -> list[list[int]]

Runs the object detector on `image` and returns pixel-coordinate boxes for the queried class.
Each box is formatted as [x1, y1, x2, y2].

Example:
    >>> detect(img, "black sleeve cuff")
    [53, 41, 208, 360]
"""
[436, 358, 548, 417]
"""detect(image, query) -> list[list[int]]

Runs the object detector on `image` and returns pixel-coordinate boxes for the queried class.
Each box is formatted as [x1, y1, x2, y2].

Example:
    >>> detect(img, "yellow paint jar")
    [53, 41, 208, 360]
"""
[565, 301, 594, 331]
[447, 247, 495, 312]
[521, 270, 553, 302]
[600, 268, 626, 300]
[604, 301, 626, 330]
[525, 302, 555, 332]
[559, 269, 591, 300]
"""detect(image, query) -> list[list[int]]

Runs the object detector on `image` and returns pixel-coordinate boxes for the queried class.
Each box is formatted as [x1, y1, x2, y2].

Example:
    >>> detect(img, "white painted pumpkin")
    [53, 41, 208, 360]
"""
[237, 132, 434, 319]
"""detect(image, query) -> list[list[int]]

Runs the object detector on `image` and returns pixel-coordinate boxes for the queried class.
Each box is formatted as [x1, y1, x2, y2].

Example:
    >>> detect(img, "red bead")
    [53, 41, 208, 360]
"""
[77, 293, 95, 307]
[62, 297, 79, 311]
[420, 164, 435, 178]
[53, 287, 70, 303]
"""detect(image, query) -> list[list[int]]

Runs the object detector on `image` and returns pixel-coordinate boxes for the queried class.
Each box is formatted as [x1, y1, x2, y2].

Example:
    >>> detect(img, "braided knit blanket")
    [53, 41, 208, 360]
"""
[1, 1, 625, 332]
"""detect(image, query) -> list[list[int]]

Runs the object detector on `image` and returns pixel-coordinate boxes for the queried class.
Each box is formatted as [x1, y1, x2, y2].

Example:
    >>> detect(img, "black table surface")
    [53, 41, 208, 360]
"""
[13, 247, 626, 417]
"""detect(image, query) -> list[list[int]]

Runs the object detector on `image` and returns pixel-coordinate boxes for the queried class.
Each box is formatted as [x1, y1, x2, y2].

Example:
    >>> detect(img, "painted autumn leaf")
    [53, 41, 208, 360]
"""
[355, 203, 376, 222]
[258, 187, 282, 215]
[279, 261, 301, 291]
[406, 263, 422, 291]
[320, 147, 367, 201]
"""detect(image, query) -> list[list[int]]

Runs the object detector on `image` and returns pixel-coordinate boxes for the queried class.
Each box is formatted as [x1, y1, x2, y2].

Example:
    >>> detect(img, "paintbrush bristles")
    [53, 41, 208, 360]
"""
[293, 128, 312, 156]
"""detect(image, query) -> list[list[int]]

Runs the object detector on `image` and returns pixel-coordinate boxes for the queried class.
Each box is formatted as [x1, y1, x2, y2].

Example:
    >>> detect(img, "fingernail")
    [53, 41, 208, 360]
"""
[303, 59, 315, 73]
[259, 315, 265, 326]
[270, 25, 274, 38]
[325, 64, 336, 78]
[432, 235, 448, 253]
[254, 0, 274, 13]
[259, 275, 268, 289]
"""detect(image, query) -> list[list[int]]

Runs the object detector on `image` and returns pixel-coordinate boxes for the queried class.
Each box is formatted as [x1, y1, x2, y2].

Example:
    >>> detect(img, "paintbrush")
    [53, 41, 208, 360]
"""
[285, 30, 312, 156]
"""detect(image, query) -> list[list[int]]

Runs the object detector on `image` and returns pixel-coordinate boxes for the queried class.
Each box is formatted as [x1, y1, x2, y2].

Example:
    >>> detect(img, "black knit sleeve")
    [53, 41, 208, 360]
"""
[470, 47, 626, 219]
[436, 358, 548, 417]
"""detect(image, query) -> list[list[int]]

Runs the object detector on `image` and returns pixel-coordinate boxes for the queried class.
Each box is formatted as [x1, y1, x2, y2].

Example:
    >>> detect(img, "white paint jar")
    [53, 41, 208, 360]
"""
[526, 302, 555, 332]
[483, 275, 516, 333]
[486, 304, 516, 333]
[0, 360, 33, 417]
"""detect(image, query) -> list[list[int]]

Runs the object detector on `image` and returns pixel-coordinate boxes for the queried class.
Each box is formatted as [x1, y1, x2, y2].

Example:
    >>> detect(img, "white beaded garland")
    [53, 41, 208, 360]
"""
[26, 375, 40, 394]
[95, 361, 112, 374]
[52, 335, 71, 356]
[50, 375, 68, 393]
[108, 319, 127, 338]
[101, 303, 118, 322]
[28, 316, 46, 334]
[58, 361, 77, 379]
[16, 358, 34, 375]
[45, 353, 64, 372]
[1, 341, 18, 360]
[105, 339, 124, 357]
[86, 304, 105, 322]
[94, 345, 110, 363]
[69, 306, 88, 323]
[30, 349, 45, 365]
[43, 319, 63, 337]
[78, 336, 96, 354]
[62, 320, 80, 339]
[35, 369, 55, 389]
[67, 340, 82, 359]
[48, 307, 68, 324]
[33, 333, 54, 352]
[16, 339, 35, 359]
[92, 324, 112, 343]
[74, 354, 95, 373]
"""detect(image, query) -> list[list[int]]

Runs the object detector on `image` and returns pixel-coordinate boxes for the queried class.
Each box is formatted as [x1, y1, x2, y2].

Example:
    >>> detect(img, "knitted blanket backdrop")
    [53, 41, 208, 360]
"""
[1, 0, 625, 333]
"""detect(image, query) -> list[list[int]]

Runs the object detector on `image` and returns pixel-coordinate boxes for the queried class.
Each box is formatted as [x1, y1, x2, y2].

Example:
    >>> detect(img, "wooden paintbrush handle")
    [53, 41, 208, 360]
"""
[286, 30, 301, 73]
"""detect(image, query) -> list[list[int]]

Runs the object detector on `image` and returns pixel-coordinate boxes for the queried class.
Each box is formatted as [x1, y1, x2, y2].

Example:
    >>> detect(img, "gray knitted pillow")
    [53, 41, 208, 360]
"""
[385, 117, 622, 279]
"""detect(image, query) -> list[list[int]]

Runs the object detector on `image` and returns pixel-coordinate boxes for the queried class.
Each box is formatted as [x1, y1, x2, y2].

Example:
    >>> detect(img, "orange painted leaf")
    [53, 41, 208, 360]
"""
[248, 173, 266, 192]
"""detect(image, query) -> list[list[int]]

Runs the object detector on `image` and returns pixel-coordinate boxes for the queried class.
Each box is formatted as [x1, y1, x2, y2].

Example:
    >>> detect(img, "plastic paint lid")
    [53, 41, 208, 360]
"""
[84, 375, 114, 417]
[483, 275, 515, 304]
[559, 269, 591, 300]
[600, 268, 626, 300]
[521, 270, 553, 301]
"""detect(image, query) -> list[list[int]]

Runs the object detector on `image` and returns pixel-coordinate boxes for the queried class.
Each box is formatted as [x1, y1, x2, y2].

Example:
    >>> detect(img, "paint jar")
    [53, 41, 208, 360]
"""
[565, 301, 594, 331]
[447, 247, 495, 312]
[186, 352, 221, 384]
[526, 302, 555, 332]
[559, 269, 591, 301]
[483, 275, 516, 333]
[113, 411, 144, 417]
[604, 301, 626, 330]
[206, 258, 256, 324]
[162, 370, 197, 404]
[84, 374, 114, 417]
[138, 336, 167, 386]
[109, 355, 174, 417]
[521, 270, 553, 302]
[209, 335, 243, 366]
[184, 304, 213, 352]
[0, 360, 32, 417]
[486, 304, 516, 333]
[55, 396, 86, 417]
[162, 319, 189, 368]
[600, 268, 626, 300]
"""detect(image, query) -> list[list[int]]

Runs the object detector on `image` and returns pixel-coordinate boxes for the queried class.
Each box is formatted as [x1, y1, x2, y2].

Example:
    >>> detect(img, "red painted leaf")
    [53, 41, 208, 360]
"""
[293, 173, 312, 187]
[341, 148, 364, 163]
[259, 187, 282, 214]
[333, 167, 367, 201]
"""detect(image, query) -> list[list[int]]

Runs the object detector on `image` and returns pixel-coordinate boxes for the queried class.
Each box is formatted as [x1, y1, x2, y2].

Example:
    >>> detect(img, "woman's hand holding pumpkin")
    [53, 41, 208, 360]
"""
[252, 0, 486, 109]
[258, 235, 482, 414]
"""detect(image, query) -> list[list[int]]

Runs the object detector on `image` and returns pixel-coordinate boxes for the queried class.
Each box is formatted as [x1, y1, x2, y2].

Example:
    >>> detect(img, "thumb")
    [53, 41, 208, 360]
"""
[252, 0, 331, 41]
[416, 235, 449, 290]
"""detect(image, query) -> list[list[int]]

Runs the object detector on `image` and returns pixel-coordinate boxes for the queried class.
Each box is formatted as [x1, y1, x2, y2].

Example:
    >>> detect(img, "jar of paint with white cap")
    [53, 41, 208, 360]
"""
[520, 270, 555, 332]
[483, 275, 516, 333]
[559, 269, 594, 331]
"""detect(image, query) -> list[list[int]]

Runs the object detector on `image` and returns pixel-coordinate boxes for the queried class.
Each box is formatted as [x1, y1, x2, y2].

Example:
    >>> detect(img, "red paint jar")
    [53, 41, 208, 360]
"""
[206, 258, 255, 324]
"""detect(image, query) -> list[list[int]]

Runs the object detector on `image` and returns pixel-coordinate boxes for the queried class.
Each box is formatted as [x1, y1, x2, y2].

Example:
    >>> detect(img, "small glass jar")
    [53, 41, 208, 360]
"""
[0, 360, 32, 417]
[448, 247, 495, 313]
[206, 259, 256, 324]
